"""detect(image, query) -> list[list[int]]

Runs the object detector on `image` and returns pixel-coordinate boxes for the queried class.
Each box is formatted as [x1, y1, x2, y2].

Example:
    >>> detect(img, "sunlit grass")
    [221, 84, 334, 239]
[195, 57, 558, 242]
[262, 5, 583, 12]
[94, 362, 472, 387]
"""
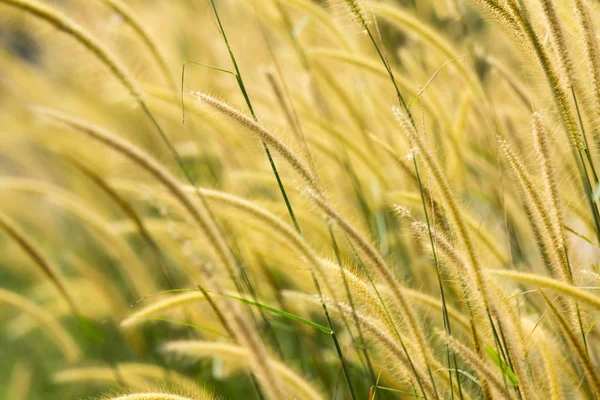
[1, 0, 600, 399]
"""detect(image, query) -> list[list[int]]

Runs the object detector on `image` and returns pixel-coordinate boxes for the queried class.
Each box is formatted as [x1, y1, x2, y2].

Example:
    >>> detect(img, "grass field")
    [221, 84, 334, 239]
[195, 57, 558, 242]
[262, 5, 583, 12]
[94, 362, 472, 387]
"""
[1, 0, 600, 398]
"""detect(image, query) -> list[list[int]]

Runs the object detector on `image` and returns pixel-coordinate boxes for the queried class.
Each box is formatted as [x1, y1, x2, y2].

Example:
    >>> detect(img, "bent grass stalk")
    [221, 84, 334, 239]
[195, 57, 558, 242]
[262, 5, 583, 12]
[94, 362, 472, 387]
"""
[163, 341, 324, 400]
[0, 213, 79, 315]
[125, 184, 474, 342]
[439, 331, 507, 397]
[36, 107, 285, 399]
[64, 157, 175, 289]
[160, 93, 441, 394]
[323, 297, 438, 399]
[0, 288, 81, 362]
[127, 182, 479, 345]
[96, 0, 176, 91]
[121, 292, 206, 329]
[0, 178, 156, 296]
[0, 0, 197, 196]
[5, 1, 600, 399]
[192, 92, 319, 192]
[487, 270, 600, 310]
[573, 0, 600, 119]
[184, 100, 427, 360]
[307, 48, 450, 125]
[498, 132, 589, 364]
[498, 138, 570, 281]
[372, 2, 485, 101]
[540, 292, 600, 396]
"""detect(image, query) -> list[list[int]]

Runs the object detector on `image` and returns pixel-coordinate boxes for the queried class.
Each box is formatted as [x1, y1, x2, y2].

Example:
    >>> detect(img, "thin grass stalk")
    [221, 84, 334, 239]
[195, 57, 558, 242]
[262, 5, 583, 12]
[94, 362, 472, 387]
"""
[326, 298, 437, 399]
[307, 48, 451, 126]
[328, 225, 376, 383]
[0, 213, 78, 314]
[395, 108, 489, 308]
[97, 0, 176, 91]
[371, 136, 447, 228]
[537, 0, 574, 87]
[0, 178, 157, 297]
[502, 0, 600, 246]
[486, 56, 530, 107]
[348, 4, 410, 112]
[340, 237, 430, 399]
[37, 108, 285, 399]
[411, 149, 462, 400]
[192, 93, 318, 191]
[572, 0, 600, 120]
[278, 0, 354, 50]
[207, 0, 303, 230]
[540, 293, 600, 396]
[498, 138, 570, 281]
[7, 362, 34, 400]
[264, 69, 304, 143]
[224, 233, 288, 361]
[269, 0, 335, 120]
[310, 64, 371, 146]
[372, 2, 485, 101]
[64, 157, 175, 289]
[0, 0, 218, 262]
[486, 270, 600, 310]
[571, 86, 599, 185]
[258, 30, 375, 383]
[0, 288, 81, 362]
[203, 6, 297, 363]
[439, 331, 508, 397]
[307, 189, 433, 368]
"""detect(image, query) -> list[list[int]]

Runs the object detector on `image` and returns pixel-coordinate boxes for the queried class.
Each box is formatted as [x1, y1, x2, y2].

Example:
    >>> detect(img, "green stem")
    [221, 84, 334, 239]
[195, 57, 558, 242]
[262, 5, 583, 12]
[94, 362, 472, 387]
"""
[208, 2, 356, 397]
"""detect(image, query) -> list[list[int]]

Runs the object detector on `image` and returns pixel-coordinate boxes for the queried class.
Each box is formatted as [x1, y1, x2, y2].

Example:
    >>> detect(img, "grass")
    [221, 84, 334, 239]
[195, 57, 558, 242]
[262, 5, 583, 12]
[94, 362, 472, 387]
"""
[1, 0, 600, 399]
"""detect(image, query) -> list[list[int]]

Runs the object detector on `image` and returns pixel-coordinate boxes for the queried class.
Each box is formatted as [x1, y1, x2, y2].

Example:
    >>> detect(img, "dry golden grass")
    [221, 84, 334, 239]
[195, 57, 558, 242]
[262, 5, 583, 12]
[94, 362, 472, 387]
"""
[1, 0, 600, 399]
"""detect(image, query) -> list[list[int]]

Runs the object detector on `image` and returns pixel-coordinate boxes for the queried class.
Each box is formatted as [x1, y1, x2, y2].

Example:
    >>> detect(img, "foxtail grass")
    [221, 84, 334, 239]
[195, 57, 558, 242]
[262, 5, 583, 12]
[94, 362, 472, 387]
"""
[36, 107, 286, 399]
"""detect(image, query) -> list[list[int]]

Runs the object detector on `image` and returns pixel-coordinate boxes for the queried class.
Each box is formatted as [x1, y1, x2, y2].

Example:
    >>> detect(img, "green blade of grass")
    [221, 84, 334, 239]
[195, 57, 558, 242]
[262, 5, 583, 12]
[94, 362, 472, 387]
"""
[219, 293, 332, 334]
[485, 344, 519, 386]
[438, 369, 481, 387]
[180, 60, 235, 125]
[565, 225, 600, 248]
[206, 3, 357, 398]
